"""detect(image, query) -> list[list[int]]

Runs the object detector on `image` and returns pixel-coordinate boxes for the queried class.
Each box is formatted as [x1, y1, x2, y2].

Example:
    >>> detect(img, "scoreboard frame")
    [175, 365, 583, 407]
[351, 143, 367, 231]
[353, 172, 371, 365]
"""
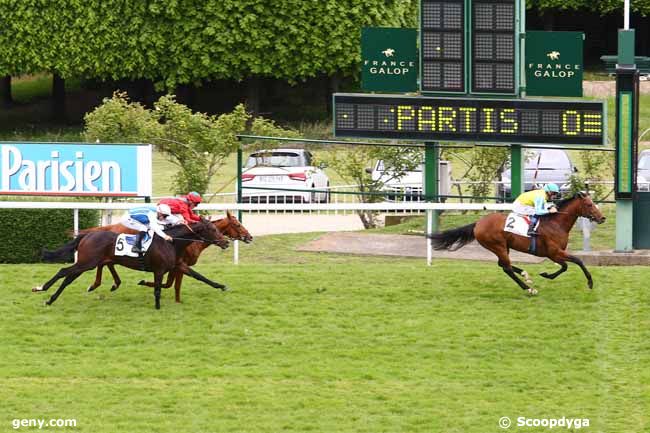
[333, 93, 607, 146]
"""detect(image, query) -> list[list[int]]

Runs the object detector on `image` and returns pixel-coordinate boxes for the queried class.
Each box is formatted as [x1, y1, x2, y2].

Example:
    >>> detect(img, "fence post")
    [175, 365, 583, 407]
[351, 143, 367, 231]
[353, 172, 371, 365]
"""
[424, 142, 439, 266]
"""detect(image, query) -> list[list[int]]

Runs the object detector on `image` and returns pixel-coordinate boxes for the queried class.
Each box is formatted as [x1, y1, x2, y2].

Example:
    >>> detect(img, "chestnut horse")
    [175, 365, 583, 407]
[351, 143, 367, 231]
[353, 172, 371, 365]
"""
[429, 192, 606, 294]
[138, 212, 253, 302]
[34, 220, 229, 309]
[71, 211, 251, 302]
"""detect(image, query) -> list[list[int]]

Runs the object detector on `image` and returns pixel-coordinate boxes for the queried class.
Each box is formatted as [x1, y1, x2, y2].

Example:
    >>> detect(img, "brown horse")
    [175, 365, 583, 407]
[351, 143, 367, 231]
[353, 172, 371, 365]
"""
[429, 192, 606, 294]
[72, 211, 251, 302]
[138, 212, 253, 302]
[34, 220, 229, 309]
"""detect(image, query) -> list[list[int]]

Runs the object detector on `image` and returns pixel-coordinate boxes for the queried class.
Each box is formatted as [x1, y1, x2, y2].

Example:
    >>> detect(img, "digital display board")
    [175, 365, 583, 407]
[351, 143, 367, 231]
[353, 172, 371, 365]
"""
[334, 93, 605, 146]
[421, 0, 465, 92]
[471, 0, 516, 94]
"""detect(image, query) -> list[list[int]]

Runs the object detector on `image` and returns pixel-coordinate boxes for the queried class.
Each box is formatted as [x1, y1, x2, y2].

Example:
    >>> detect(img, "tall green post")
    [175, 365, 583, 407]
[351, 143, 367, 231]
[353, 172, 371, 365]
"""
[615, 29, 637, 252]
[509, 145, 524, 201]
[424, 142, 440, 233]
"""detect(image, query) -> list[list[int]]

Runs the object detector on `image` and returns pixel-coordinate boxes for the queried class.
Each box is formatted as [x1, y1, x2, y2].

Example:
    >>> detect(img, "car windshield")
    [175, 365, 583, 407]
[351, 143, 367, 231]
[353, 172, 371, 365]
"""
[524, 150, 570, 170]
[245, 152, 304, 168]
[639, 154, 650, 170]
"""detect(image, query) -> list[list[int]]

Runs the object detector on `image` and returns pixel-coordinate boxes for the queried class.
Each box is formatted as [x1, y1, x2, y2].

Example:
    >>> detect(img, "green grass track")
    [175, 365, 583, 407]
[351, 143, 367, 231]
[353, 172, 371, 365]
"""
[0, 232, 648, 432]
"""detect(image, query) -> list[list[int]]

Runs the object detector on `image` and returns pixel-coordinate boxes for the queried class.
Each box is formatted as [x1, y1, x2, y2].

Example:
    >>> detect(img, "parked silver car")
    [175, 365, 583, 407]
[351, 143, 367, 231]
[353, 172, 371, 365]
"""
[497, 149, 575, 199]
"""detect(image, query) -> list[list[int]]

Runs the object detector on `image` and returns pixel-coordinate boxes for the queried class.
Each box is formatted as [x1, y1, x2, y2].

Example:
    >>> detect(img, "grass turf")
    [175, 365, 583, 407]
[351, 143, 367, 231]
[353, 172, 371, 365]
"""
[0, 232, 648, 433]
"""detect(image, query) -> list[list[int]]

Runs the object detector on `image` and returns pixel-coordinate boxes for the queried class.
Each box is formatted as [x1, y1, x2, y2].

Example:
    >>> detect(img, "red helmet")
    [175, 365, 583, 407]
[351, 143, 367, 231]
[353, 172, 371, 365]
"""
[186, 191, 202, 204]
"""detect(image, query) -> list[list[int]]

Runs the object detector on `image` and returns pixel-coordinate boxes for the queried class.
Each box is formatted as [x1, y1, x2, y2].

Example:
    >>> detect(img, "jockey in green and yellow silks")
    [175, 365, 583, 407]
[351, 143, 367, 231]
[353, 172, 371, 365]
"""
[513, 183, 560, 236]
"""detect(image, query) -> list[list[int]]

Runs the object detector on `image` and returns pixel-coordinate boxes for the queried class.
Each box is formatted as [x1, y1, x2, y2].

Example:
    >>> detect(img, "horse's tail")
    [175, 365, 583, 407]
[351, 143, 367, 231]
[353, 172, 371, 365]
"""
[428, 223, 476, 251]
[41, 234, 86, 263]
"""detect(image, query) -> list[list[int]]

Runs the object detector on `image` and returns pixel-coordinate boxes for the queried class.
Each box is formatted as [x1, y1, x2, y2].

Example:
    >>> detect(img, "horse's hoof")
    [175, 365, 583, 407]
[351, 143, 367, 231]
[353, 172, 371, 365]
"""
[220, 286, 230, 292]
[44, 300, 51, 306]
[527, 288, 538, 296]
[588, 282, 593, 290]
[87, 286, 96, 293]
[110, 285, 119, 292]
[32, 286, 42, 292]
[539, 272, 549, 278]
[137, 280, 146, 286]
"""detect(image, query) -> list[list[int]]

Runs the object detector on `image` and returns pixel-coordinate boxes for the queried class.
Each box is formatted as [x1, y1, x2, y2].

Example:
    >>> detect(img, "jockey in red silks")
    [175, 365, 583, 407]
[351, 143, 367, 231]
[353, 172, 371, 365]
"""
[159, 191, 203, 224]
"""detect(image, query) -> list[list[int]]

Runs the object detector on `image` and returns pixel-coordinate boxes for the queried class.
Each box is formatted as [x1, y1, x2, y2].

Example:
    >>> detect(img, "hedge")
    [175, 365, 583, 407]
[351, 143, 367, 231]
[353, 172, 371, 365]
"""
[0, 209, 100, 263]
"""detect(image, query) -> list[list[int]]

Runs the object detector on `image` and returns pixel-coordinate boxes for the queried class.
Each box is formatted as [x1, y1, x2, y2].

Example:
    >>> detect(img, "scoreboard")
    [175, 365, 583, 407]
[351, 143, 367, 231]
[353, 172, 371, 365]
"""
[421, 0, 517, 95]
[334, 94, 606, 146]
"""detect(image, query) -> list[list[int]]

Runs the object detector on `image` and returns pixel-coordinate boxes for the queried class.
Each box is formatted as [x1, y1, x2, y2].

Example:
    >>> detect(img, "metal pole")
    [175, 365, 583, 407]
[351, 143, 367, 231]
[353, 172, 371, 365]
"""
[73, 208, 79, 236]
[235, 145, 243, 265]
[424, 142, 440, 266]
[624, 0, 630, 30]
[510, 145, 524, 200]
[74, 208, 79, 262]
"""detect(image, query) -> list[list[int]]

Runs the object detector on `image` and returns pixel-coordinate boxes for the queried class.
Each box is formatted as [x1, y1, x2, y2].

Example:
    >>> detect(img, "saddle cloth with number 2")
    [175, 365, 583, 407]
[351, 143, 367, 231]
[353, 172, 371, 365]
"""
[503, 213, 531, 238]
[114, 231, 154, 257]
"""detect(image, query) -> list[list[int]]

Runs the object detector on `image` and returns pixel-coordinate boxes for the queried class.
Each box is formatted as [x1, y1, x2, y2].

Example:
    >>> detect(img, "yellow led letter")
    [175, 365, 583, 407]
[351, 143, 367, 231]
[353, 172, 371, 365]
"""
[500, 109, 518, 134]
[418, 106, 436, 131]
[582, 113, 602, 134]
[562, 110, 580, 136]
[481, 108, 495, 133]
[438, 107, 457, 132]
[397, 105, 415, 130]
[459, 107, 477, 132]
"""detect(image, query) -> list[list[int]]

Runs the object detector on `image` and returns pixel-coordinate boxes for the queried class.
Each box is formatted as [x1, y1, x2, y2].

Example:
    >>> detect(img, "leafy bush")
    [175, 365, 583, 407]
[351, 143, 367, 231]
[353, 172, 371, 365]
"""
[0, 209, 99, 263]
[84, 92, 298, 196]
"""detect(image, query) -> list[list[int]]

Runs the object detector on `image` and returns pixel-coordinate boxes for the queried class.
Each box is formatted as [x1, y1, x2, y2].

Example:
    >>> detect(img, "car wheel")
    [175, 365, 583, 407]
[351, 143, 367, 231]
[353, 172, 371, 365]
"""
[320, 183, 330, 203]
[310, 185, 317, 203]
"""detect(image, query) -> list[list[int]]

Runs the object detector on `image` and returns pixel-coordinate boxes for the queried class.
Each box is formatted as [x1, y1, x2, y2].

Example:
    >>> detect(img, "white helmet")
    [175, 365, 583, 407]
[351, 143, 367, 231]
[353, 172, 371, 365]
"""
[157, 203, 171, 216]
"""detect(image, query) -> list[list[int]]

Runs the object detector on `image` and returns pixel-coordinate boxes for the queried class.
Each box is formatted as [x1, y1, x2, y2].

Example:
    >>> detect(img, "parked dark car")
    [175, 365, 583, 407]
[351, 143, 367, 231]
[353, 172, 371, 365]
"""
[497, 149, 576, 199]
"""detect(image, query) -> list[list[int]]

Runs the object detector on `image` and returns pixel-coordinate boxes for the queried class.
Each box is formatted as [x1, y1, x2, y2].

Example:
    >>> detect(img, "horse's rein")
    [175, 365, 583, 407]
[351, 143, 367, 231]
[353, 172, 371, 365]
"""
[165, 223, 216, 244]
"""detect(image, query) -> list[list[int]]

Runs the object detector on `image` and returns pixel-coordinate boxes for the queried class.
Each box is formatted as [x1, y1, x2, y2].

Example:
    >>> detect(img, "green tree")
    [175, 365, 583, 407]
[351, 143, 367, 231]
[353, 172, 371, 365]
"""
[0, 0, 418, 90]
[324, 146, 422, 228]
[83, 92, 297, 195]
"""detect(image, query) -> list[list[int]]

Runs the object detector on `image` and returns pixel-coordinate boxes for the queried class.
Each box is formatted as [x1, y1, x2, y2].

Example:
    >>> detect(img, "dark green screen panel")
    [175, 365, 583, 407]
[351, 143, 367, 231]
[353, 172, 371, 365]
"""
[471, 0, 516, 94]
[334, 94, 605, 146]
[421, 0, 465, 92]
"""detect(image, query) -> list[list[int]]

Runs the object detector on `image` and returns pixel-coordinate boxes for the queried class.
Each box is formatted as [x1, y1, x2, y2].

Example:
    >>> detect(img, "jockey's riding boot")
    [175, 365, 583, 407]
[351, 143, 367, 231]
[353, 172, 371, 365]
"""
[131, 231, 145, 254]
[527, 216, 539, 237]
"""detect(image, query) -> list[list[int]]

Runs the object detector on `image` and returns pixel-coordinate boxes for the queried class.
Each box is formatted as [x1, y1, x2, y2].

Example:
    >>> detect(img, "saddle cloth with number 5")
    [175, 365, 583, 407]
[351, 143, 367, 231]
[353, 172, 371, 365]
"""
[114, 231, 154, 257]
[503, 213, 531, 237]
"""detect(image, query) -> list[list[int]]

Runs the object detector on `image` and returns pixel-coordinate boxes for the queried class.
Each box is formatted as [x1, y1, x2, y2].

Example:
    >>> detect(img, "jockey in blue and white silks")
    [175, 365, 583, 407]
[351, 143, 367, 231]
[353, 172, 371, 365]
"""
[120, 204, 175, 254]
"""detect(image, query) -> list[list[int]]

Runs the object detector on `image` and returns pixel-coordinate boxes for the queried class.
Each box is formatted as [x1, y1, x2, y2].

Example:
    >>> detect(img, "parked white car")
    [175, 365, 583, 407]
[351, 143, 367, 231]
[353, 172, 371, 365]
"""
[497, 149, 575, 199]
[637, 149, 650, 191]
[369, 159, 452, 202]
[241, 149, 330, 203]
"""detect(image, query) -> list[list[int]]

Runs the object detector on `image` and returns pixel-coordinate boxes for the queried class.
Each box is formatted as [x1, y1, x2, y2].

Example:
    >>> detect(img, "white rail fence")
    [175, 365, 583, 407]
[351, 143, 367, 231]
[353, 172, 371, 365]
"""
[0, 201, 519, 265]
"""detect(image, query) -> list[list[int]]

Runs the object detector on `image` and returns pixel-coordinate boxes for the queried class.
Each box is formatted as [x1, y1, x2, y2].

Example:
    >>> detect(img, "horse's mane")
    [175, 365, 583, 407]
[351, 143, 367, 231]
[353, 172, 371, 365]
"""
[556, 191, 588, 210]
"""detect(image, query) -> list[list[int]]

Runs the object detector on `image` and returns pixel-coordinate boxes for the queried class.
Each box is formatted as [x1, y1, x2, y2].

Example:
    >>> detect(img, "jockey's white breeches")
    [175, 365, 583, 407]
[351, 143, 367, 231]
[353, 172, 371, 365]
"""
[512, 202, 536, 216]
[120, 215, 148, 232]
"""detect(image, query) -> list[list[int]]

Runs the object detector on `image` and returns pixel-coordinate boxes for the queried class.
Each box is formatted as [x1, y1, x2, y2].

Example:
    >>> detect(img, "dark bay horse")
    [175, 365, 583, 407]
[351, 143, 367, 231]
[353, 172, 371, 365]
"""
[429, 192, 606, 294]
[69, 211, 251, 302]
[138, 211, 253, 302]
[34, 220, 228, 309]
